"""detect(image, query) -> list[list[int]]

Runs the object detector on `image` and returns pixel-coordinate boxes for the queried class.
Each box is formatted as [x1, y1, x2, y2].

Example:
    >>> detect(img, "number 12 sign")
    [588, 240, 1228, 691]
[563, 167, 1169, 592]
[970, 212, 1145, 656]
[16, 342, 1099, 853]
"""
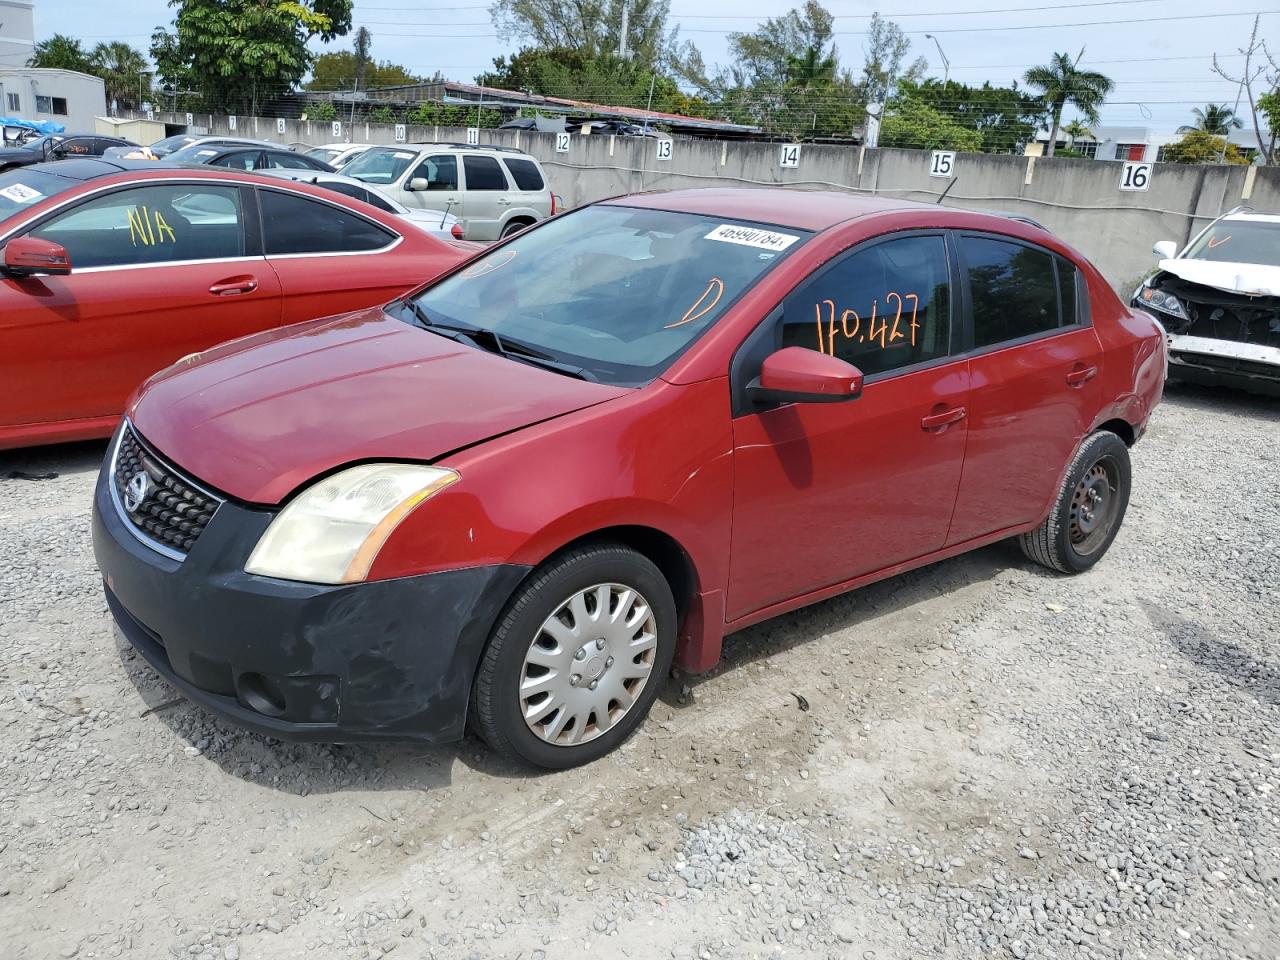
[555, 132, 571, 153]
[1120, 161, 1152, 192]
[929, 151, 955, 178]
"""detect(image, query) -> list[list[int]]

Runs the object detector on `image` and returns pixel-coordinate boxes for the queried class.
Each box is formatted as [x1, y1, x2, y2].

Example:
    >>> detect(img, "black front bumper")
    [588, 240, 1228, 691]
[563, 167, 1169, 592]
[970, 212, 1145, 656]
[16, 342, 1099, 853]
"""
[92, 462, 529, 743]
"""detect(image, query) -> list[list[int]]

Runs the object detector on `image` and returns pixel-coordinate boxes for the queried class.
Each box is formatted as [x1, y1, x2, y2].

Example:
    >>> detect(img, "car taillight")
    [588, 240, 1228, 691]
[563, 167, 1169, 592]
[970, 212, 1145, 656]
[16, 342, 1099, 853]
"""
[550, 191, 556, 216]
[450, 223, 464, 240]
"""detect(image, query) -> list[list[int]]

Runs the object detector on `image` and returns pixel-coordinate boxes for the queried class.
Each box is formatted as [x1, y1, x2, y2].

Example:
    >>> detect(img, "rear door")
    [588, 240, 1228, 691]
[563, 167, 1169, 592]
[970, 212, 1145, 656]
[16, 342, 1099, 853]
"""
[727, 233, 970, 619]
[500, 155, 551, 225]
[0, 181, 282, 429]
[945, 234, 1102, 545]
[458, 154, 510, 240]
[256, 186, 417, 323]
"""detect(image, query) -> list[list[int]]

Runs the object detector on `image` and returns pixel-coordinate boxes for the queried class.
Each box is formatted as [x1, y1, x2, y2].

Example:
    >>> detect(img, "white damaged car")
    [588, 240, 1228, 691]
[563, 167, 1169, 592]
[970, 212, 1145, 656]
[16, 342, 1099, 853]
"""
[1134, 208, 1280, 396]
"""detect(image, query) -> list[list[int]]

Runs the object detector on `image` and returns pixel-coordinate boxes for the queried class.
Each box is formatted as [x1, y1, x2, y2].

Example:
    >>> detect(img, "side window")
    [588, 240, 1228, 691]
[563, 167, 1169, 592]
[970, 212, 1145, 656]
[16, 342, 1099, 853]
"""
[462, 155, 508, 191]
[260, 189, 396, 255]
[29, 184, 245, 269]
[780, 235, 952, 377]
[266, 151, 315, 170]
[59, 137, 95, 156]
[408, 155, 457, 191]
[210, 151, 260, 170]
[501, 157, 544, 191]
[321, 181, 396, 213]
[961, 236, 1061, 347]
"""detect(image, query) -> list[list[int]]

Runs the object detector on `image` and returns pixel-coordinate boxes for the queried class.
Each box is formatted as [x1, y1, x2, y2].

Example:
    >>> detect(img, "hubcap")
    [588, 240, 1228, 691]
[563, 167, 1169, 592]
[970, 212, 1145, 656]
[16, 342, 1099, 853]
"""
[1069, 458, 1120, 555]
[519, 583, 658, 747]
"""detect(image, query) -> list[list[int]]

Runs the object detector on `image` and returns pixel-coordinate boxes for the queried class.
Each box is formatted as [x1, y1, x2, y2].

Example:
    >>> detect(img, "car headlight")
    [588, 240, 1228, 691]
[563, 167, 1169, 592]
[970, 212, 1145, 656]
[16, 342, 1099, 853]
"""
[245, 464, 459, 584]
[1136, 283, 1187, 320]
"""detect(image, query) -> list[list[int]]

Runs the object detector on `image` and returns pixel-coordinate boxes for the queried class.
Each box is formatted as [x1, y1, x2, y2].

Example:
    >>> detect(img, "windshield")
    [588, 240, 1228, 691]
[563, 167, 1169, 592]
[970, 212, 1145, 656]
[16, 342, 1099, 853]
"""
[0, 168, 78, 223]
[407, 205, 808, 386]
[150, 135, 198, 157]
[1184, 220, 1280, 267]
[344, 147, 418, 184]
[167, 144, 223, 164]
[306, 146, 342, 163]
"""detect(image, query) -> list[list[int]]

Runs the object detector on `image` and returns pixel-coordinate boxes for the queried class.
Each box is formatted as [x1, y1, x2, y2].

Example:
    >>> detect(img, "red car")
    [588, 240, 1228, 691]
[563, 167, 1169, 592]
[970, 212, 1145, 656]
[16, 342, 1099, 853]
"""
[92, 189, 1166, 769]
[0, 158, 471, 449]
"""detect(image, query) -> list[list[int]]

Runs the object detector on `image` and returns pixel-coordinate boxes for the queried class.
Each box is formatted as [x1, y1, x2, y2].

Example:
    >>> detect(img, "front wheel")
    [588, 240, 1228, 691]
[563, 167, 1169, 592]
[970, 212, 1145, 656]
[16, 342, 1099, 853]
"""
[471, 544, 677, 769]
[1020, 430, 1132, 574]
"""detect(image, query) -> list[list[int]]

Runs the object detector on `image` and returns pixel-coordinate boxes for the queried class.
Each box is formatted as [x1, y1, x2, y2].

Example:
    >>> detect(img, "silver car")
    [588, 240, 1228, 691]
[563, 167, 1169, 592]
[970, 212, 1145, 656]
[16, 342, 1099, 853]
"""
[341, 143, 553, 241]
[256, 168, 466, 240]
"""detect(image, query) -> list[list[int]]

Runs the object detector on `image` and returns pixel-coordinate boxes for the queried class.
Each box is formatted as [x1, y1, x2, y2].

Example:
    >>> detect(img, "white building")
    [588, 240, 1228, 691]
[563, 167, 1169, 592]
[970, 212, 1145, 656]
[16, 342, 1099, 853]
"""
[0, 0, 35, 70]
[1033, 124, 1265, 163]
[1, 67, 106, 130]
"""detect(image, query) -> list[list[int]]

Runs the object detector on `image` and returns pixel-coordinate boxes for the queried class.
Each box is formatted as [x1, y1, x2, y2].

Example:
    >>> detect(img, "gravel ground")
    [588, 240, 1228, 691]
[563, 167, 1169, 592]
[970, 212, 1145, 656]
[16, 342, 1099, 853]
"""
[2, 380, 1278, 960]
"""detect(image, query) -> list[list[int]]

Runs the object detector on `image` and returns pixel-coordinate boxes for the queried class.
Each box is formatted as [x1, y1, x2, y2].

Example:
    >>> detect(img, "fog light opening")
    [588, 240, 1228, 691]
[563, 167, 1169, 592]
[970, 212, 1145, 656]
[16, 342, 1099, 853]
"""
[239, 672, 288, 718]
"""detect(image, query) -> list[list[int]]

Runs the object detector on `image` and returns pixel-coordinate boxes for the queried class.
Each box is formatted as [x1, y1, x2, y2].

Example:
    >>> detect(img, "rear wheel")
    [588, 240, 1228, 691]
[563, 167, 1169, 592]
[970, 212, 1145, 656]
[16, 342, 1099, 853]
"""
[1020, 430, 1131, 574]
[471, 544, 677, 769]
[500, 219, 531, 239]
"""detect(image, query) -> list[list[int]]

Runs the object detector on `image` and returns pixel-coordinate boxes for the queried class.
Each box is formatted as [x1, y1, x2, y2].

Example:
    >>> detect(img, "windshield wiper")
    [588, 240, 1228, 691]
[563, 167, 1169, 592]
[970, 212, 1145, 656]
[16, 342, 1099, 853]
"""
[396, 299, 597, 382]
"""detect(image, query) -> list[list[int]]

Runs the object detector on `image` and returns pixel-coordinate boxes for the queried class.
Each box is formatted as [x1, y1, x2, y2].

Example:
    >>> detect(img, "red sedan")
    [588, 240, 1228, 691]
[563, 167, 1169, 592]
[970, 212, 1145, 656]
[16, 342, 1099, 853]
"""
[0, 158, 472, 449]
[92, 188, 1166, 769]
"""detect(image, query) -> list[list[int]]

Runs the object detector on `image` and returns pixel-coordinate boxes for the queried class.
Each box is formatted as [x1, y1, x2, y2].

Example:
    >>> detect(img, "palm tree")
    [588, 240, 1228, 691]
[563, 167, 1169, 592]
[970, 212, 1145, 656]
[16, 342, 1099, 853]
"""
[784, 45, 838, 90]
[89, 42, 151, 111]
[1023, 50, 1114, 157]
[1178, 103, 1242, 135]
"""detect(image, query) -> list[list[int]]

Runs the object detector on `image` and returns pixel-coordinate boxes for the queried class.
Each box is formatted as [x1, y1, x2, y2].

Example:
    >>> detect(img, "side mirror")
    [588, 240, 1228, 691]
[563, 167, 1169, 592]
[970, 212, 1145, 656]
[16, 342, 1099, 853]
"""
[1152, 240, 1177, 260]
[407, 177, 428, 192]
[747, 347, 863, 406]
[3, 236, 72, 277]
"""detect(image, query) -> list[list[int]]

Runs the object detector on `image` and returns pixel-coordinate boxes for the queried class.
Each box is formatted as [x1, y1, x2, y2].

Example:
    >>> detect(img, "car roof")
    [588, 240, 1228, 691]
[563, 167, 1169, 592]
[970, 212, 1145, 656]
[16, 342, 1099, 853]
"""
[1222, 211, 1280, 223]
[607, 188, 953, 232]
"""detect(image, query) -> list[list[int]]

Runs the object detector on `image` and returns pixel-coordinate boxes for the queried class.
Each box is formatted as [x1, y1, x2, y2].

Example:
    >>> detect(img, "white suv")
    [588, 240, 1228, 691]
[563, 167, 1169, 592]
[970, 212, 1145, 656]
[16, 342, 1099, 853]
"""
[342, 143, 554, 241]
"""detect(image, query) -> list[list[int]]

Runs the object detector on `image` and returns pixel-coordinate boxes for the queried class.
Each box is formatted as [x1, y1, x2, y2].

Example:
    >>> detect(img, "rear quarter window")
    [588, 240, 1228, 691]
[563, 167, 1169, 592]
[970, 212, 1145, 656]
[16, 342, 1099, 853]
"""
[501, 157, 545, 191]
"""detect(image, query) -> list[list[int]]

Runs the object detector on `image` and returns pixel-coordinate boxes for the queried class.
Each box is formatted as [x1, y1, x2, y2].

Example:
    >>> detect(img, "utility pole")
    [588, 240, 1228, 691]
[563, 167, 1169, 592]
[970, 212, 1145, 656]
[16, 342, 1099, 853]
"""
[618, 1, 629, 59]
[925, 34, 949, 83]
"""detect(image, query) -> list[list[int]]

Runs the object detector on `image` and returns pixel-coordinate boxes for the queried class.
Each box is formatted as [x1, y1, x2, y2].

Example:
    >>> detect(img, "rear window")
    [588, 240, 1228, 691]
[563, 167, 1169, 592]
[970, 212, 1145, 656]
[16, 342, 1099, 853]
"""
[961, 236, 1060, 348]
[501, 157, 544, 191]
[0, 169, 78, 224]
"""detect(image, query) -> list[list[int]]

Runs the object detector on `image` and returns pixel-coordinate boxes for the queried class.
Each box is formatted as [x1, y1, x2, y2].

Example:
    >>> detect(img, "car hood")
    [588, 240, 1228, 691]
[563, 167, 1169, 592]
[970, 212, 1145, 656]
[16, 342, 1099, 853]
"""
[130, 308, 630, 504]
[1160, 258, 1280, 297]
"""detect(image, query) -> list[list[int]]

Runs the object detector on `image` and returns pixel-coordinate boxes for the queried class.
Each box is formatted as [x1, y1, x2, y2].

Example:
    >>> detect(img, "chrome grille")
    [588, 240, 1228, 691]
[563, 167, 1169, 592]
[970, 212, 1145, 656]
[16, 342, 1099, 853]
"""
[111, 423, 222, 558]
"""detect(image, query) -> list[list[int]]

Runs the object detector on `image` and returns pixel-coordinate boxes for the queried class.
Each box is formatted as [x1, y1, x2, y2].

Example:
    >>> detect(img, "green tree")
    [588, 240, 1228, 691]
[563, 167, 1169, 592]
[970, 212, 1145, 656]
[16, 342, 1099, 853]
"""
[896, 79, 1045, 154]
[725, 0, 834, 88]
[27, 34, 92, 72]
[306, 52, 421, 90]
[353, 25, 371, 91]
[879, 99, 983, 152]
[151, 0, 353, 113]
[1178, 103, 1243, 135]
[308, 100, 337, 121]
[368, 105, 395, 124]
[1022, 49, 1113, 157]
[785, 45, 837, 90]
[90, 41, 151, 110]
[491, 0, 677, 68]
[406, 102, 501, 127]
[1161, 129, 1249, 165]
[858, 12, 925, 104]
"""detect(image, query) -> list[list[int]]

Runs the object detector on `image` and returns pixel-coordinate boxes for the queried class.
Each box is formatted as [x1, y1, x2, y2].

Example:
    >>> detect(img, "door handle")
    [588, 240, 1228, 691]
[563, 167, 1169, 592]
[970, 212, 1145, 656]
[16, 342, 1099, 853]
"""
[1066, 363, 1098, 387]
[209, 276, 258, 297]
[497, 198, 511, 205]
[921, 406, 966, 431]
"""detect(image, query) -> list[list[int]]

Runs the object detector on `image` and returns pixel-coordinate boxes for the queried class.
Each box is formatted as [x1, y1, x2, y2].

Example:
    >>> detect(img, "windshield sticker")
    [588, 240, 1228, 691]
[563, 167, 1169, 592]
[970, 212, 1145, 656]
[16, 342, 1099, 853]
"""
[461, 248, 516, 278]
[814, 291, 921, 356]
[128, 205, 178, 247]
[705, 224, 799, 251]
[0, 182, 43, 204]
[1207, 234, 1231, 249]
[666, 276, 724, 329]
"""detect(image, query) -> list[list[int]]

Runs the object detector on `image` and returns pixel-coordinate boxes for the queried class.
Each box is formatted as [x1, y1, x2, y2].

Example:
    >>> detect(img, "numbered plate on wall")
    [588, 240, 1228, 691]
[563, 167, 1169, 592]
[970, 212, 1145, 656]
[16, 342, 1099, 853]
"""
[466, 127, 480, 146]
[331, 121, 342, 138]
[228, 116, 237, 131]
[394, 124, 406, 142]
[184, 112, 193, 126]
[1119, 161, 1153, 192]
[555, 132, 571, 153]
[929, 151, 955, 178]
[780, 144, 801, 168]
[276, 117, 286, 134]
[656, 139, 673, 161]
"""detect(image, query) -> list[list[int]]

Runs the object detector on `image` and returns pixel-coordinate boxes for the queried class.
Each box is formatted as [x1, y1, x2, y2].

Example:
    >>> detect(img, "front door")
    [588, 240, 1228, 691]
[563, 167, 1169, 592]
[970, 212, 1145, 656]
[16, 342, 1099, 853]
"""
[400, 153, 459, 220]
[0, 181, 282, 429]
[728, 233, 970, 620]
[945, 234, 1104, 544]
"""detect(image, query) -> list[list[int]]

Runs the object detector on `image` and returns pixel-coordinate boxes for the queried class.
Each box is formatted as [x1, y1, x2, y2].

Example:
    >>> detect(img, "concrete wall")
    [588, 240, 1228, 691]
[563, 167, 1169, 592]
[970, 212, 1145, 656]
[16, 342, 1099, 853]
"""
[144, 111, 1280, 291]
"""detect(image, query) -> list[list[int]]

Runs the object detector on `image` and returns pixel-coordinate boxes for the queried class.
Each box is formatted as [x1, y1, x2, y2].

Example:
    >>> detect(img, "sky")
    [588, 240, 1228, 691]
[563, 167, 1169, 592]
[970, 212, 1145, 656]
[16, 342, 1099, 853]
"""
[34, 0, 1275, 134]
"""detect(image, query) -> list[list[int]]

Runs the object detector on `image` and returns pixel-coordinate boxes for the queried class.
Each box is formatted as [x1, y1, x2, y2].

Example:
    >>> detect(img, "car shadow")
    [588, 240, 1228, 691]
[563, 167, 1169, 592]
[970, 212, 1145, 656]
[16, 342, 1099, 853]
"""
[0, 438, 109, 479]
[1140, 599, 1280, 709]
[660, 540, 1023, 707]
[1161, 379, 1280, 423]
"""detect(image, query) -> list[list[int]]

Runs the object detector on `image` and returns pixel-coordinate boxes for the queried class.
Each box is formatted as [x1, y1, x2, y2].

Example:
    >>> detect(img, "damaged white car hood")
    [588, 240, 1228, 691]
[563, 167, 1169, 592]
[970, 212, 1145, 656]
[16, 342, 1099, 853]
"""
[1159, 258, 1280, 298]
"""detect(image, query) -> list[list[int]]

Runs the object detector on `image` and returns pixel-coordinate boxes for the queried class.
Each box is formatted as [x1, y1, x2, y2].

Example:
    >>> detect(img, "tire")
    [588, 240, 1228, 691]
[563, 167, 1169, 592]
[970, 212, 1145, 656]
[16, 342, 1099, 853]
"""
[1020, 430, 1132, 574]
[500, 220, 530, 239]
[471, 543, 677, 770]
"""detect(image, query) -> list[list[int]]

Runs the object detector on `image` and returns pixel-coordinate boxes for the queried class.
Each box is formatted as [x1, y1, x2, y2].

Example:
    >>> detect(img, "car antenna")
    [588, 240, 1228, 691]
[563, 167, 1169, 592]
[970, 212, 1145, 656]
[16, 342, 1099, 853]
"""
[936, 178, 958, 204]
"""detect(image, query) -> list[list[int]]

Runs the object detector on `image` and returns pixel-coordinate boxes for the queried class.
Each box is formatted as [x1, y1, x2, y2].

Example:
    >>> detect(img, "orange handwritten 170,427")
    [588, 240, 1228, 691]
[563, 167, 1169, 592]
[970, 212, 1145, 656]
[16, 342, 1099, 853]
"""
[813, 291, 920, 356]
